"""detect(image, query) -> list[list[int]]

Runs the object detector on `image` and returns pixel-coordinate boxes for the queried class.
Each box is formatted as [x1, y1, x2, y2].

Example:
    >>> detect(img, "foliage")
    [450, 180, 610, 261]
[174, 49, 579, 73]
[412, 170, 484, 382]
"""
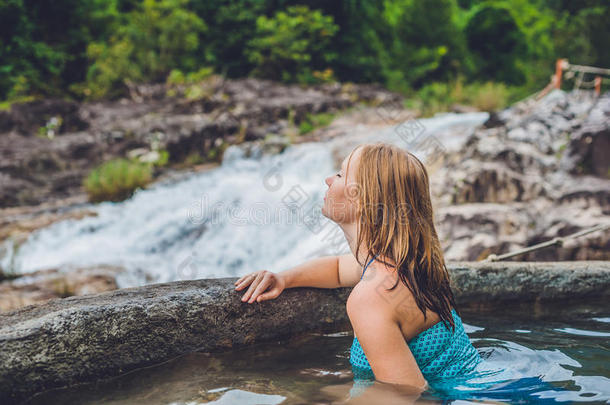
[464, 3, 528, 84]
[81, 0, 207, 99]
[380, 0, 467, 91]
[406, 76, 512, 116]
[245, 5, 339, 83]
[298, 112, 336, 134]
[1, 0, 609, 103]
[166, 67, 216, 99]
[83, 158, 153, 202]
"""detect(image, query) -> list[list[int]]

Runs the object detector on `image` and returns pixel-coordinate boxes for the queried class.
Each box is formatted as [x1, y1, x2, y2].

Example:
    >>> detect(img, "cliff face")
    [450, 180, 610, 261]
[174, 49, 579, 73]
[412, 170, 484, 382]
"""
[1, 261, 608, 404]
[432, 91, 610, 261]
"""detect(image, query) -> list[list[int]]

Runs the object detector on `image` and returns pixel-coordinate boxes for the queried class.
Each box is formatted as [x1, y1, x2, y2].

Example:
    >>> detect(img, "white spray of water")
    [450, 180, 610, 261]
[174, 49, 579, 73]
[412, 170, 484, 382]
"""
[2, 112, 488, 287]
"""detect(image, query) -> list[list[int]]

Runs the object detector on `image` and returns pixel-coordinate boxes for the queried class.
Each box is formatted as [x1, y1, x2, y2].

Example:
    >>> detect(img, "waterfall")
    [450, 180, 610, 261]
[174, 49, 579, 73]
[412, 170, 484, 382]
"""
[1, 112, 488, 288]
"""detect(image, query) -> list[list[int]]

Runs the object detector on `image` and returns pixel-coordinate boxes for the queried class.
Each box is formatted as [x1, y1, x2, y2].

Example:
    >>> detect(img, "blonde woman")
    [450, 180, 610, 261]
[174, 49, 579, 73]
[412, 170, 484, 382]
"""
[234, 142, 482, 397]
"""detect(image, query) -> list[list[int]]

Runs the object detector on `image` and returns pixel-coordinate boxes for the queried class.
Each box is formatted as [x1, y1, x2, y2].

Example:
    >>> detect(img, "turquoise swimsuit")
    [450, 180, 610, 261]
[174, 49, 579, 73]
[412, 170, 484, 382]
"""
[348, 255, 570, 402]
[349, 255, 482, 385]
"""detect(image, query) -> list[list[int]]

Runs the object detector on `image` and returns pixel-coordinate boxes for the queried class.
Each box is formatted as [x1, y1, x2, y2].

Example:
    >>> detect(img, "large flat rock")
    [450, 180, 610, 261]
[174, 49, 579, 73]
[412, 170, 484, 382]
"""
[1, 261, 608, 403]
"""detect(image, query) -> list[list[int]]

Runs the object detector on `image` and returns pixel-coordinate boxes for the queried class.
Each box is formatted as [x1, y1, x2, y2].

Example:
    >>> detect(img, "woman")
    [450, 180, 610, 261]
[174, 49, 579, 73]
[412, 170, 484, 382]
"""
[233, 142, 482, 393]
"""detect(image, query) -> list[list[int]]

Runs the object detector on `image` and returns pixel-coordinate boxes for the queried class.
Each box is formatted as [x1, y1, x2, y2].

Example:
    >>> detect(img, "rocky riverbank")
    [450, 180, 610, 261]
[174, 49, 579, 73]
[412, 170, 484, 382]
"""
[432, 90, 610, 261]
[0, 78, 402, 208]
[1, 85, 608, 313]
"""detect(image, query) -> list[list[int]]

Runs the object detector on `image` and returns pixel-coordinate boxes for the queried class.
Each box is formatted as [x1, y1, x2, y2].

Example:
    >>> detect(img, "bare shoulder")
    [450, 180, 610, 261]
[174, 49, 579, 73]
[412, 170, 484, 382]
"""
[346, 269, 398, 319]
[350, 267, 439, 339]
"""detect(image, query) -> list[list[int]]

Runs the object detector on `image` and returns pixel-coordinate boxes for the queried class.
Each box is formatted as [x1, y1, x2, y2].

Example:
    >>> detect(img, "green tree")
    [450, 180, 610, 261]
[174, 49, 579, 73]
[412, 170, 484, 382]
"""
[189, 0, 268, 78]
[0, 0, 118, 99]
[550, 2, 610, 68]
[83, 0, 207, 99]
[379, 0, 467, 91]
[464, 3, 528, 84]
[245, 5, 339, 83]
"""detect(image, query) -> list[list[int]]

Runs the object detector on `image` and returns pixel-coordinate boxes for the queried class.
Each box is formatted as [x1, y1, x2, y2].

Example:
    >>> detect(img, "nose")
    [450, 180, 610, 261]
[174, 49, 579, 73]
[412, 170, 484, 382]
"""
[325, 175, 333, 187]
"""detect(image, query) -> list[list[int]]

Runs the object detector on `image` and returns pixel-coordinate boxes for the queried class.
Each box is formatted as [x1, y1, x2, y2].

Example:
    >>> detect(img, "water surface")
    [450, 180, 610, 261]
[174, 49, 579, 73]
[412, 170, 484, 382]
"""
[25, 299, 610, 404]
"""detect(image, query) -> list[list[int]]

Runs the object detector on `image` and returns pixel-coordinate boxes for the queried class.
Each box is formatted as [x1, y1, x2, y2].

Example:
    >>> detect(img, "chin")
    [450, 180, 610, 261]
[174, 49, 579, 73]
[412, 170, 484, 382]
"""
[321, 205, 333, 222]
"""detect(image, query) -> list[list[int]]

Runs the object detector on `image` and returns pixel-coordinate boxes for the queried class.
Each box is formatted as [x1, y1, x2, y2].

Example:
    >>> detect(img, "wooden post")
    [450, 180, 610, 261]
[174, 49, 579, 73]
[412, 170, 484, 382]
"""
[594, 76, 602, 95]
[555, 59, 566, 89]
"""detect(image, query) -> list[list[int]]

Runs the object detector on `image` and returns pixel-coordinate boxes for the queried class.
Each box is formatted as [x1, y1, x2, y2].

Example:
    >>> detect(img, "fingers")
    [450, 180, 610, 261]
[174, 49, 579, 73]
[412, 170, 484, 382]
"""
[234, 273, 255, 290]
[234, 271, 281, 304]
[240, 271, 266, 303]
[257, 287, 280, 302]
[247, 273, 272, 303]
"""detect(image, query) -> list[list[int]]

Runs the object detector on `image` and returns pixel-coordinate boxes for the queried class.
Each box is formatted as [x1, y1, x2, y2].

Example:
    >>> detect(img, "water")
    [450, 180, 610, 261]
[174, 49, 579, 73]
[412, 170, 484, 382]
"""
[24, 299, 609, 404]
[1, 111, 488, 287]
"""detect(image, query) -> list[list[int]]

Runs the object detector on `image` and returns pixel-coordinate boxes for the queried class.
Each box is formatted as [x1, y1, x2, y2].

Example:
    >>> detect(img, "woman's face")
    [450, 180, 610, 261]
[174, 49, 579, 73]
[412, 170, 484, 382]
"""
[322, 147, 362, 225]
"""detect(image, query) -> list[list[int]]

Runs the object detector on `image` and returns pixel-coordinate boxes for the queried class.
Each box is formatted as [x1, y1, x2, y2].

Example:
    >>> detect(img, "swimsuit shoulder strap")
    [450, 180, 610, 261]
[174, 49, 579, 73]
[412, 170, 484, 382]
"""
[360, 253, 379, 280]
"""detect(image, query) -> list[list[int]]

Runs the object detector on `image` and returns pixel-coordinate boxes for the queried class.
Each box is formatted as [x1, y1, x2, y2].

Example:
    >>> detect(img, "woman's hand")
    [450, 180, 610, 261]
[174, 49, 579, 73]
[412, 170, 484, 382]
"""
[234, 270, 287, 304]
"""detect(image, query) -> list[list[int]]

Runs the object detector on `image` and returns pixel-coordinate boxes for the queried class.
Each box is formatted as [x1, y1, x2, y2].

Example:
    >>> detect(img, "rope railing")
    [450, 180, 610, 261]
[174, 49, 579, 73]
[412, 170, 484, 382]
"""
[483, 223, 610, 262]
[506, 59, 608, 121]
[555, 59, 609, 95]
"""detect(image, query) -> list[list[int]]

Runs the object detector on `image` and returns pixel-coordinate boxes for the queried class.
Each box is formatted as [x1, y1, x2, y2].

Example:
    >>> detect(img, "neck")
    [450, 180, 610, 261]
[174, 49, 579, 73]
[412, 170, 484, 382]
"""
[338, 221, 377, 266]
[338, 221, 366, 262]
[338, 221, 397, 271]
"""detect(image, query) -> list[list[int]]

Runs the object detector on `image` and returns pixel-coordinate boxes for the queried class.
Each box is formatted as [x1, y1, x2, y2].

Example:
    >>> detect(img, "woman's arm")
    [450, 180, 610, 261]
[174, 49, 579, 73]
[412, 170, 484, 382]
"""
[235, 254, 365, 303]
[278, 253, 366, 289]
[278, 255, 340, 289]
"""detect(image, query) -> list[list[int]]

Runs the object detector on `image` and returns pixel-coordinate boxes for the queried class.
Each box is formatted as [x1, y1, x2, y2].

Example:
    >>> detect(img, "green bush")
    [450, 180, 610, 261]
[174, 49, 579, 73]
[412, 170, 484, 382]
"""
[471, 81, 509, 112]
[166, 67, 216, 99]
[298, 112, 336, 134]
[464, 4, 528, 85]
[83, 158, 153, 203]
[408, 77, 512, 117]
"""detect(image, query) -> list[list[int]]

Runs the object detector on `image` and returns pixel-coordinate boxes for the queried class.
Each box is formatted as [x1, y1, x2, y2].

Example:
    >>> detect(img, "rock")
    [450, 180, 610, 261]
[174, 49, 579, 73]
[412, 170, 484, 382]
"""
[0, 130, 105, 206]
[481, 111, 505, 128]
[449, 161, 547, 204]
[0, 266, 122, 312]
[560, 95, 610, 178]
[435, 90, 610, 261]
[0, 261, 607, 403]
[0, 79, 403, 208]
[436, 204, 533, 261]
[6, 98, 89, 135]
[0, 110, 14, 133]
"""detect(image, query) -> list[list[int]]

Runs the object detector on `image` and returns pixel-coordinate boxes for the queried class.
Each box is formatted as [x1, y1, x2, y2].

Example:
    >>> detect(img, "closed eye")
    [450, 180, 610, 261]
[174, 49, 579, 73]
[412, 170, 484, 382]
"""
[336, 173, 342, 177]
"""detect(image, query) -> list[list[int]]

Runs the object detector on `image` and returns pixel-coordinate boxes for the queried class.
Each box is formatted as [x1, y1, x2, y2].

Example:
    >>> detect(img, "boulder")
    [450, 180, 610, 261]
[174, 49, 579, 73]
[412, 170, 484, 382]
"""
[560, 95, 610, 178]
[6, 99, 89, 135]
[434, 90, 610, 261]
[0, 266, 122, 312]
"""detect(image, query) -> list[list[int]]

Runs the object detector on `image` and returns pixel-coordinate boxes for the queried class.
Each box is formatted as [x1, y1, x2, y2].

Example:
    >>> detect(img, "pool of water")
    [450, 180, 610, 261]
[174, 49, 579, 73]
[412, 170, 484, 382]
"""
[25, 298, 609, 404]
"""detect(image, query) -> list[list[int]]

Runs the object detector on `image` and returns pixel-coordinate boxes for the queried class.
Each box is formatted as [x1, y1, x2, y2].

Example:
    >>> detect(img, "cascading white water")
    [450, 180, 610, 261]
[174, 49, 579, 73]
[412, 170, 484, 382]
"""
[1, 112, 488, 288]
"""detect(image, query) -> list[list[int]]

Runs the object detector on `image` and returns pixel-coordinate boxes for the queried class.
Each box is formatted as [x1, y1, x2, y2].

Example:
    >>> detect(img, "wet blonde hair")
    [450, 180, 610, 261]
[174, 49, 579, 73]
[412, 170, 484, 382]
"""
[346, 142, 457, 331]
